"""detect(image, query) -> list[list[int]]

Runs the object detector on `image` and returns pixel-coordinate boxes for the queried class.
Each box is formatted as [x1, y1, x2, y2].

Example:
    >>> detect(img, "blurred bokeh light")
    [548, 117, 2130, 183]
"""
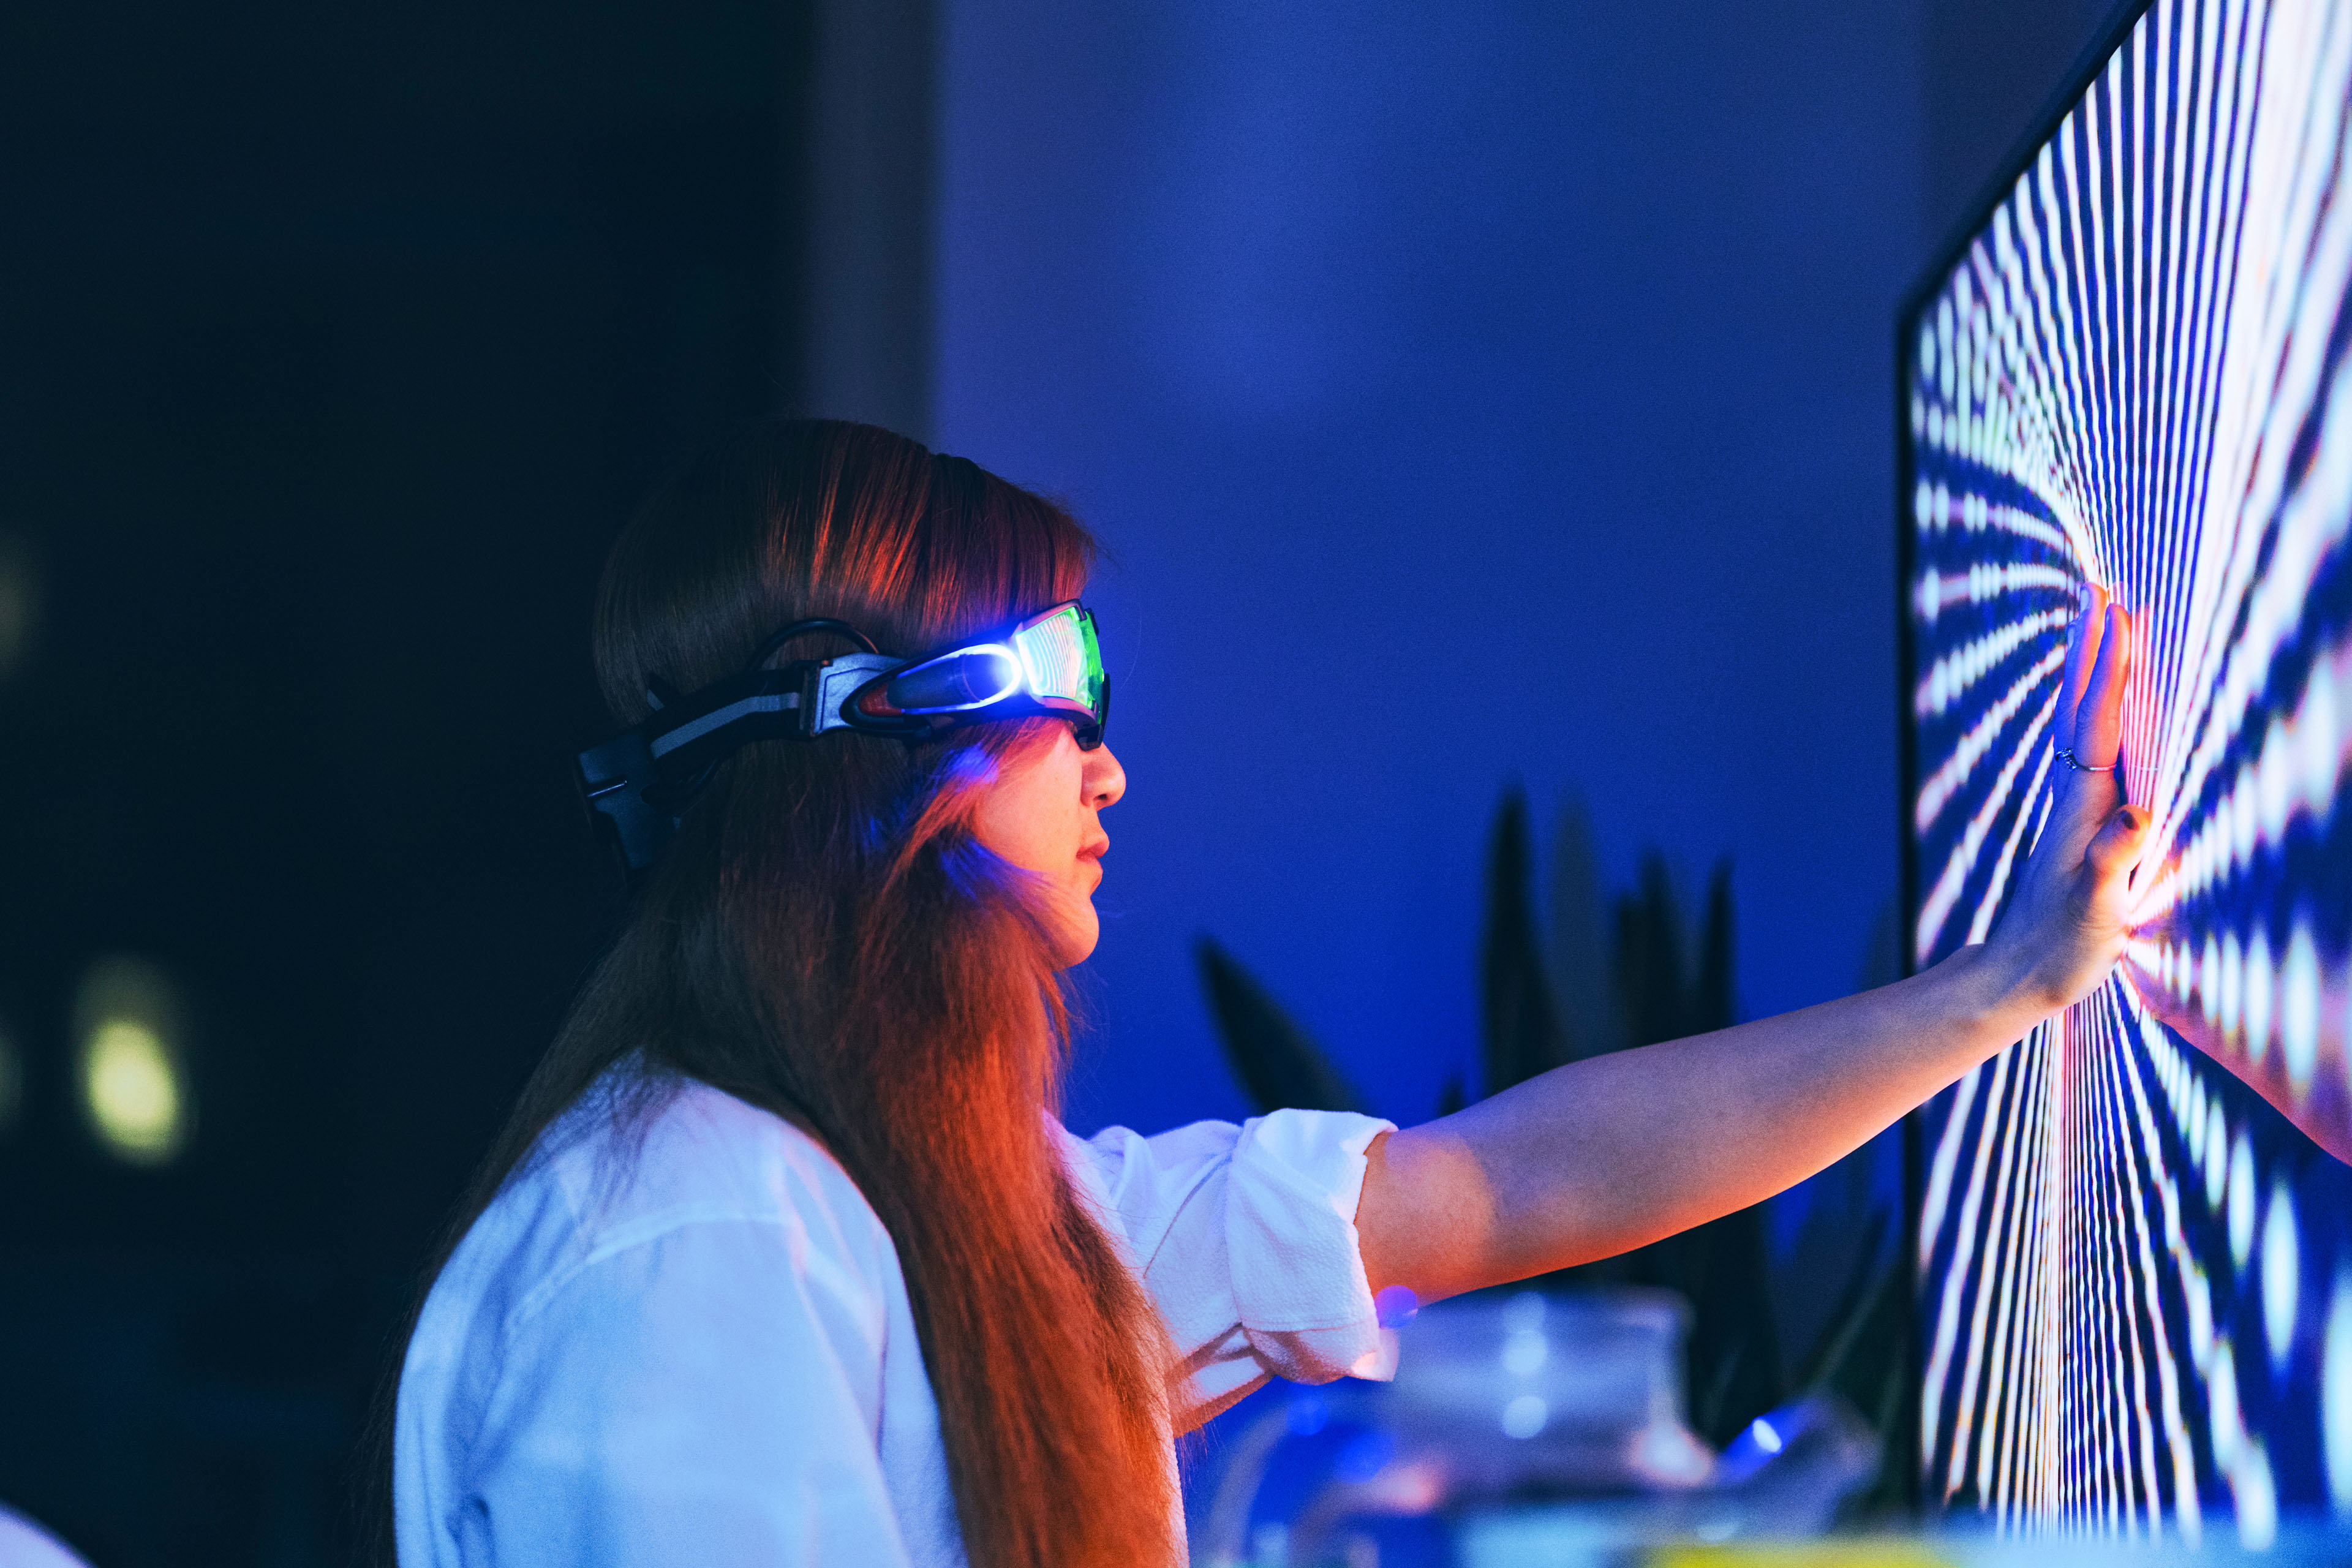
[0, 534, 38, 686]
[0, 1019, 20, 1135]
[72, 958, 191, 1166]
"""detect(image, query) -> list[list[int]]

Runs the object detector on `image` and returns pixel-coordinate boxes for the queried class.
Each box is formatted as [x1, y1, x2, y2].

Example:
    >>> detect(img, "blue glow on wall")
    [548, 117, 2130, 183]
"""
[938, 0, 1932, 1139]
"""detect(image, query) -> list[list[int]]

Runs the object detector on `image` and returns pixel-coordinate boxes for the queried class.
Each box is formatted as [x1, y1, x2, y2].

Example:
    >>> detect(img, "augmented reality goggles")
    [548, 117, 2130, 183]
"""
[576, 601, 1109, 873]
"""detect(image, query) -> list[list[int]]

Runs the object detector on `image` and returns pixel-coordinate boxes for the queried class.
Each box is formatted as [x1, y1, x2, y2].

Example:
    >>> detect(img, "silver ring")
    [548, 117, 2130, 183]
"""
[2057, 747, 2116, 774]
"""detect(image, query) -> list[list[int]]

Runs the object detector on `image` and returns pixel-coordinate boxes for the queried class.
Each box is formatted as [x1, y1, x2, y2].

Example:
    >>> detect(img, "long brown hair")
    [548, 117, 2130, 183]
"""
[387, 419, 1175, 1566]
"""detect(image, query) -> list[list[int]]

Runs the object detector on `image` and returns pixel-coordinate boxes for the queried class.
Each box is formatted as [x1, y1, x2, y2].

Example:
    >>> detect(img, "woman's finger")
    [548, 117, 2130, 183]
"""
[2056, 582, 2109, 745]
[2084, 801, 2150, 879]
[2072, 603, 2129, 769]
[2037, 601, 2127, 872]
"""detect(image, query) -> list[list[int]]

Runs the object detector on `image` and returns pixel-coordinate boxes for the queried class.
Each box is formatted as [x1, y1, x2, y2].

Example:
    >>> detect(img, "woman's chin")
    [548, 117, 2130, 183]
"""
[1049, 901, 1102, 970]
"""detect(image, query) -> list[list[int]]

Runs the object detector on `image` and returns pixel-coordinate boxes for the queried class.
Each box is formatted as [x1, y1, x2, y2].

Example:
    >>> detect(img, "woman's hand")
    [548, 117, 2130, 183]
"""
[1978, 585, 2154, 1016]
[1354, 582, 2165, 1303]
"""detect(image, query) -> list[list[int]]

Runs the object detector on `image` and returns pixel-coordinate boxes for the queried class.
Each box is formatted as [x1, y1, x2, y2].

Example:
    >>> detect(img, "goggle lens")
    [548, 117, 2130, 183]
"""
[1009, 603, 1104, 722]
[873, 601, 1108, 747]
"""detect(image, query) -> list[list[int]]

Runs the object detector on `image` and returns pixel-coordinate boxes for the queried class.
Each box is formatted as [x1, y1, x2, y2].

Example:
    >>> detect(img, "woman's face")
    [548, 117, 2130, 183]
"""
[970, 725, 1126, 968]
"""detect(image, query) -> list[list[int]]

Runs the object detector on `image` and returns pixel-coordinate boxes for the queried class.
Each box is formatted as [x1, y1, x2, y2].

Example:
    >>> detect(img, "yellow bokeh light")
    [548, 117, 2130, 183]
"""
[83, 1018, 185, 1163]
[73, 959, 192, 1166]
[74, 956, 192, 1166]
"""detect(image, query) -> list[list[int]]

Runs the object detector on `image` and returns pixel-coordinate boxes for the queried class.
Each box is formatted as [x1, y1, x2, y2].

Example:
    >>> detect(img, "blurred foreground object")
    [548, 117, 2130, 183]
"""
[1646, 1519, 2352, 1567]
[1204, 790, 1907, 1472]
[1193, 1289, 1878, 1567]
[0, 1504, 89, 1568]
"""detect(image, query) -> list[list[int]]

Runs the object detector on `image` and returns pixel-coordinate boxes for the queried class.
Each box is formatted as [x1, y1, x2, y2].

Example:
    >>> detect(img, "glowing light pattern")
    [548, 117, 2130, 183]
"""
[1008, 601, 1103, 710]
[1904, 0, 2352, 1541]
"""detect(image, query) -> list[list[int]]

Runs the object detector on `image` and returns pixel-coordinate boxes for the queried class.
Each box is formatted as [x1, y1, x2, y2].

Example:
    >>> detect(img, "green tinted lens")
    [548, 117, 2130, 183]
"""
[1010, 604, 1104, 722]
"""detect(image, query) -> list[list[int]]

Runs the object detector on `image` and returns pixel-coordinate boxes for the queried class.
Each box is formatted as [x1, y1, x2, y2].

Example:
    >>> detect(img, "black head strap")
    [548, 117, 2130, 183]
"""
[576, 621, 914, 876]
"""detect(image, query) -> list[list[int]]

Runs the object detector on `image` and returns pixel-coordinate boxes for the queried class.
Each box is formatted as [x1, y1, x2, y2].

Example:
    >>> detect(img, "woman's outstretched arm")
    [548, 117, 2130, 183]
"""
[1356, 591, 2150, 1305]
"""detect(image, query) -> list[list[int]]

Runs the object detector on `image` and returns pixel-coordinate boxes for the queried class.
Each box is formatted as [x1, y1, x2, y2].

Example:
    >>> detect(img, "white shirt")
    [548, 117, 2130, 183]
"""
[0, 1506, 89, 1568]
[394, 1069, 1396, 1566]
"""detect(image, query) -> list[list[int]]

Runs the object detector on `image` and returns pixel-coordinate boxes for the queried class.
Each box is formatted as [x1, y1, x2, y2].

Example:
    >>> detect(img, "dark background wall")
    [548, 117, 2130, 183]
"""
[0, 1, 803, 1559]
[0, 0, 2111, 1559]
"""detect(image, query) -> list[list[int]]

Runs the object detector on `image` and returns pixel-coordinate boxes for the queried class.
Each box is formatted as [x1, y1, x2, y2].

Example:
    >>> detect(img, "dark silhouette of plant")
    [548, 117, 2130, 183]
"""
[1482, 791, 1572, 1090]
[1796, 1210, 1905, 1430]
[1524, 801, 1779, 1450]
[1196, 938, 1366, 1116]
[1197, 785, 1906, 1467]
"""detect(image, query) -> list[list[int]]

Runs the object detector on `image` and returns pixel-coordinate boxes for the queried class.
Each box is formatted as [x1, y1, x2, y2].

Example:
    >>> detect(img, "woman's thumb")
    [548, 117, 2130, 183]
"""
[2086, 804, 2150, 877]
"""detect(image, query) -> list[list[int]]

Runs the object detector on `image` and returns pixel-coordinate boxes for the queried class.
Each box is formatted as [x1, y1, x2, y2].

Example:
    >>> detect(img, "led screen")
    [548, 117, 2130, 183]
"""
[1903, 0, 2352, 1544]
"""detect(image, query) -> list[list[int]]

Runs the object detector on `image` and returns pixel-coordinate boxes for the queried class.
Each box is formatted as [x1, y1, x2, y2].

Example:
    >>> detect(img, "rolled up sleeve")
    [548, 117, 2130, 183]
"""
[1063, 1109, 1398, 1420]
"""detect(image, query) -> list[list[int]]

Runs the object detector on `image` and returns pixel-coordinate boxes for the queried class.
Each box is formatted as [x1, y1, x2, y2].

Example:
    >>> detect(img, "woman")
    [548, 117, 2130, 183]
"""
[391, 418, 2146, 1567]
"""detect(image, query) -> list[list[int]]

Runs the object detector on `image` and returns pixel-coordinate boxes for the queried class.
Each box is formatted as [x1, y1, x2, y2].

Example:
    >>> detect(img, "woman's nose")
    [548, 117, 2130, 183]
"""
[1084, 742, 1126, 809]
